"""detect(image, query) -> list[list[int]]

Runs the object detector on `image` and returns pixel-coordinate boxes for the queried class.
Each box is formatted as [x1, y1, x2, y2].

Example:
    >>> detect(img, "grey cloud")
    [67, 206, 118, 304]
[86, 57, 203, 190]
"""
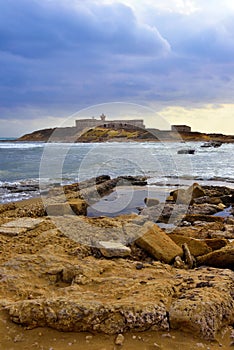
[0, 0, 169, 58]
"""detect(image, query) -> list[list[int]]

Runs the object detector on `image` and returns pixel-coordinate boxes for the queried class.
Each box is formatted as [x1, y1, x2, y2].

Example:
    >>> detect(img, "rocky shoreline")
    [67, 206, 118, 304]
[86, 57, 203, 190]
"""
[0, 176, 234, 347]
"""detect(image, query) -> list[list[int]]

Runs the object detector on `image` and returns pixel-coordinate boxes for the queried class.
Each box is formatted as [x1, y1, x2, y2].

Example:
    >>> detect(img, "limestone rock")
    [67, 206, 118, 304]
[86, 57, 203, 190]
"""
[0, 218, 45, 236]
[189, 204, 220, 215]
[183, 214, 224, 224]
[197, 243, 234, 269]
[173, 256, 186, 269]
[2, 218, 44, 229]
[115, 334, 125, 345]
[203, 238, 227, 251]
[224, 224, 234, 238]
[217, 203, 226, 211]
[45, 199, 87, 216]
[7, 298, 169, 334]
[182, 243, 195, 269]
[170, 274, 234, 340]
[46, 203, 74, 216]
[140, 204, 188, 224]
[171, 226, 204, 239]
[170, 183, 206, 205]
[168, 234, 211, 257]
[193, 196, 221, 205]
[68, 199, 88, 216]
[0, 226, 27, 237]
[136, 223, 183, 263]
[226, 217, 234, 225]
[144, 198, 160, 207]
[99, 241, 131, 258]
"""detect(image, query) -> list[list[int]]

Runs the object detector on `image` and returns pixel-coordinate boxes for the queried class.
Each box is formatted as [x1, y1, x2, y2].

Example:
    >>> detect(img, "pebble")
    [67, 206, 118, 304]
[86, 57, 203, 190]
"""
[196, 343, 204, 348]
[115, 334, 125, 346]
[85, 335, 93, 340]
[161, 333, 171, 338]
[136, 262, 144, 270]
[13, 334, 23, 343]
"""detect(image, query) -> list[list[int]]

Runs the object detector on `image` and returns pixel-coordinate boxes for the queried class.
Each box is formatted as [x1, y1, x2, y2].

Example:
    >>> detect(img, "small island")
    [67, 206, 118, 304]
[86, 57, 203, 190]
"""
[17, 114, 234, 143]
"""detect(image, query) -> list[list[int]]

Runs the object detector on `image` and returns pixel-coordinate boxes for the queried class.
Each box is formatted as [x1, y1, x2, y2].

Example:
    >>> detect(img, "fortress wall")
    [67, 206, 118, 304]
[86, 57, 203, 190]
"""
[75, 119, 145, 130]
[52, 127, 77, 137]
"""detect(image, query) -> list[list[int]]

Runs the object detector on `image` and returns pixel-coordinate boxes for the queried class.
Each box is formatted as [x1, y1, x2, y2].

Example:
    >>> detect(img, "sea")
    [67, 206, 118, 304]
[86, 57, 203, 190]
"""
[0, 140, 234, 205]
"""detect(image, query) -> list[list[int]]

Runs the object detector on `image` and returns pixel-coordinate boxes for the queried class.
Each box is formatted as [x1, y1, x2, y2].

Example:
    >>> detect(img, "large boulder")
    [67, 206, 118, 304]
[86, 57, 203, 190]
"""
[197, 243, 234, 269]
[68, 199, 88, 216]
[46, 199, 88, 216]
[135, 223, 183, 263]
[170, 183, 206, 204]
[170, 226, 204, 239]
[189, 203, 220, 215]
[144, 198, 160, 207]
[140, 204, 188, 224]
[168, 234, 211, 257]
[204, 238, 227, 251]
[171, 221, 224, 239]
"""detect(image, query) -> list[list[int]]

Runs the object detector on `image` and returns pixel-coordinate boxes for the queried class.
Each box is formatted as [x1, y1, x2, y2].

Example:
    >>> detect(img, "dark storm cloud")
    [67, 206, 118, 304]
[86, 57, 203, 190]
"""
[0, 0, 169, 58]
[1, 0, 234, 123]
[0, 0, 171, 114]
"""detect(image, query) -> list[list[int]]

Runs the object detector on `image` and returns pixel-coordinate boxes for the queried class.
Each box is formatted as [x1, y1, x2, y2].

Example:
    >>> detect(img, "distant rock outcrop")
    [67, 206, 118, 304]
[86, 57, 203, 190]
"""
[17, 128, 55, 141]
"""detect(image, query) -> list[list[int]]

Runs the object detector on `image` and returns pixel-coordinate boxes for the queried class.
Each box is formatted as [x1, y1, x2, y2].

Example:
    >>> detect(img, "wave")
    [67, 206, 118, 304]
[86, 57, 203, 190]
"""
[0, 142, 45, 149]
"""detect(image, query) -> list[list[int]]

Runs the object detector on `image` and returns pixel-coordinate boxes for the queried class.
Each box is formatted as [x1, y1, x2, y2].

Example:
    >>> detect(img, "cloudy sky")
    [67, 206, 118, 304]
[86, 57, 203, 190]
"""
[1, 0, 234, 136]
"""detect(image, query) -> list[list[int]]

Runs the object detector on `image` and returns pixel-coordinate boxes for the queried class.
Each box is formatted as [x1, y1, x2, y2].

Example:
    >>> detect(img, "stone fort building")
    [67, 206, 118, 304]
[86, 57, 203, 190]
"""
[75, 114, 145, 131]
[50, 114, 191, 141]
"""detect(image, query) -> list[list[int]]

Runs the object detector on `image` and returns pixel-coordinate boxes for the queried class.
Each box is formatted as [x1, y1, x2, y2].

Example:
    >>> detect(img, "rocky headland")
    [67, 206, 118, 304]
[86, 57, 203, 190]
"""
[0, 176, 234, 348]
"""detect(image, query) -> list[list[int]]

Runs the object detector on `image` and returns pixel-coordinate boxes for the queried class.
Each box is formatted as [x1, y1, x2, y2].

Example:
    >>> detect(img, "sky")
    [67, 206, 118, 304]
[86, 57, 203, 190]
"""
[1, 0, 234, 136]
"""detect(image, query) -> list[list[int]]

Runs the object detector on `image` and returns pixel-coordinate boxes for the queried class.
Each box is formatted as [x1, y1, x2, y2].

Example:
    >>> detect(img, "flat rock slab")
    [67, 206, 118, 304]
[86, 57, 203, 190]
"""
[3, 254, 234, 340]
[49, 215, 127, 246]
[2, 218, 44, 229]
[99, 241, 131, 257]
[0, 226, 27, 237]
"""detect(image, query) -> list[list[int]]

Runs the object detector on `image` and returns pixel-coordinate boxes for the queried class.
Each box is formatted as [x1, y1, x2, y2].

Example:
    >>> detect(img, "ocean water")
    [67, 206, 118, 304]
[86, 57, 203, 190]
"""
[0, 140, 234, 204]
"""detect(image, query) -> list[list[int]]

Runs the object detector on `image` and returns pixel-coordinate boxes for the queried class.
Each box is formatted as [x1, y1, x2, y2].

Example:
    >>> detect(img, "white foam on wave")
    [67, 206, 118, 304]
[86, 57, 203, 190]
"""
[0, 142, 45, 149]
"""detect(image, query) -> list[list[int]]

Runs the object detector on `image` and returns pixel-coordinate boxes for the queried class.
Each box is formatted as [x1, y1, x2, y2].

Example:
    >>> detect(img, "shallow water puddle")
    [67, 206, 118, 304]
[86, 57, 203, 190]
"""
[0, 312, 233, 350]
